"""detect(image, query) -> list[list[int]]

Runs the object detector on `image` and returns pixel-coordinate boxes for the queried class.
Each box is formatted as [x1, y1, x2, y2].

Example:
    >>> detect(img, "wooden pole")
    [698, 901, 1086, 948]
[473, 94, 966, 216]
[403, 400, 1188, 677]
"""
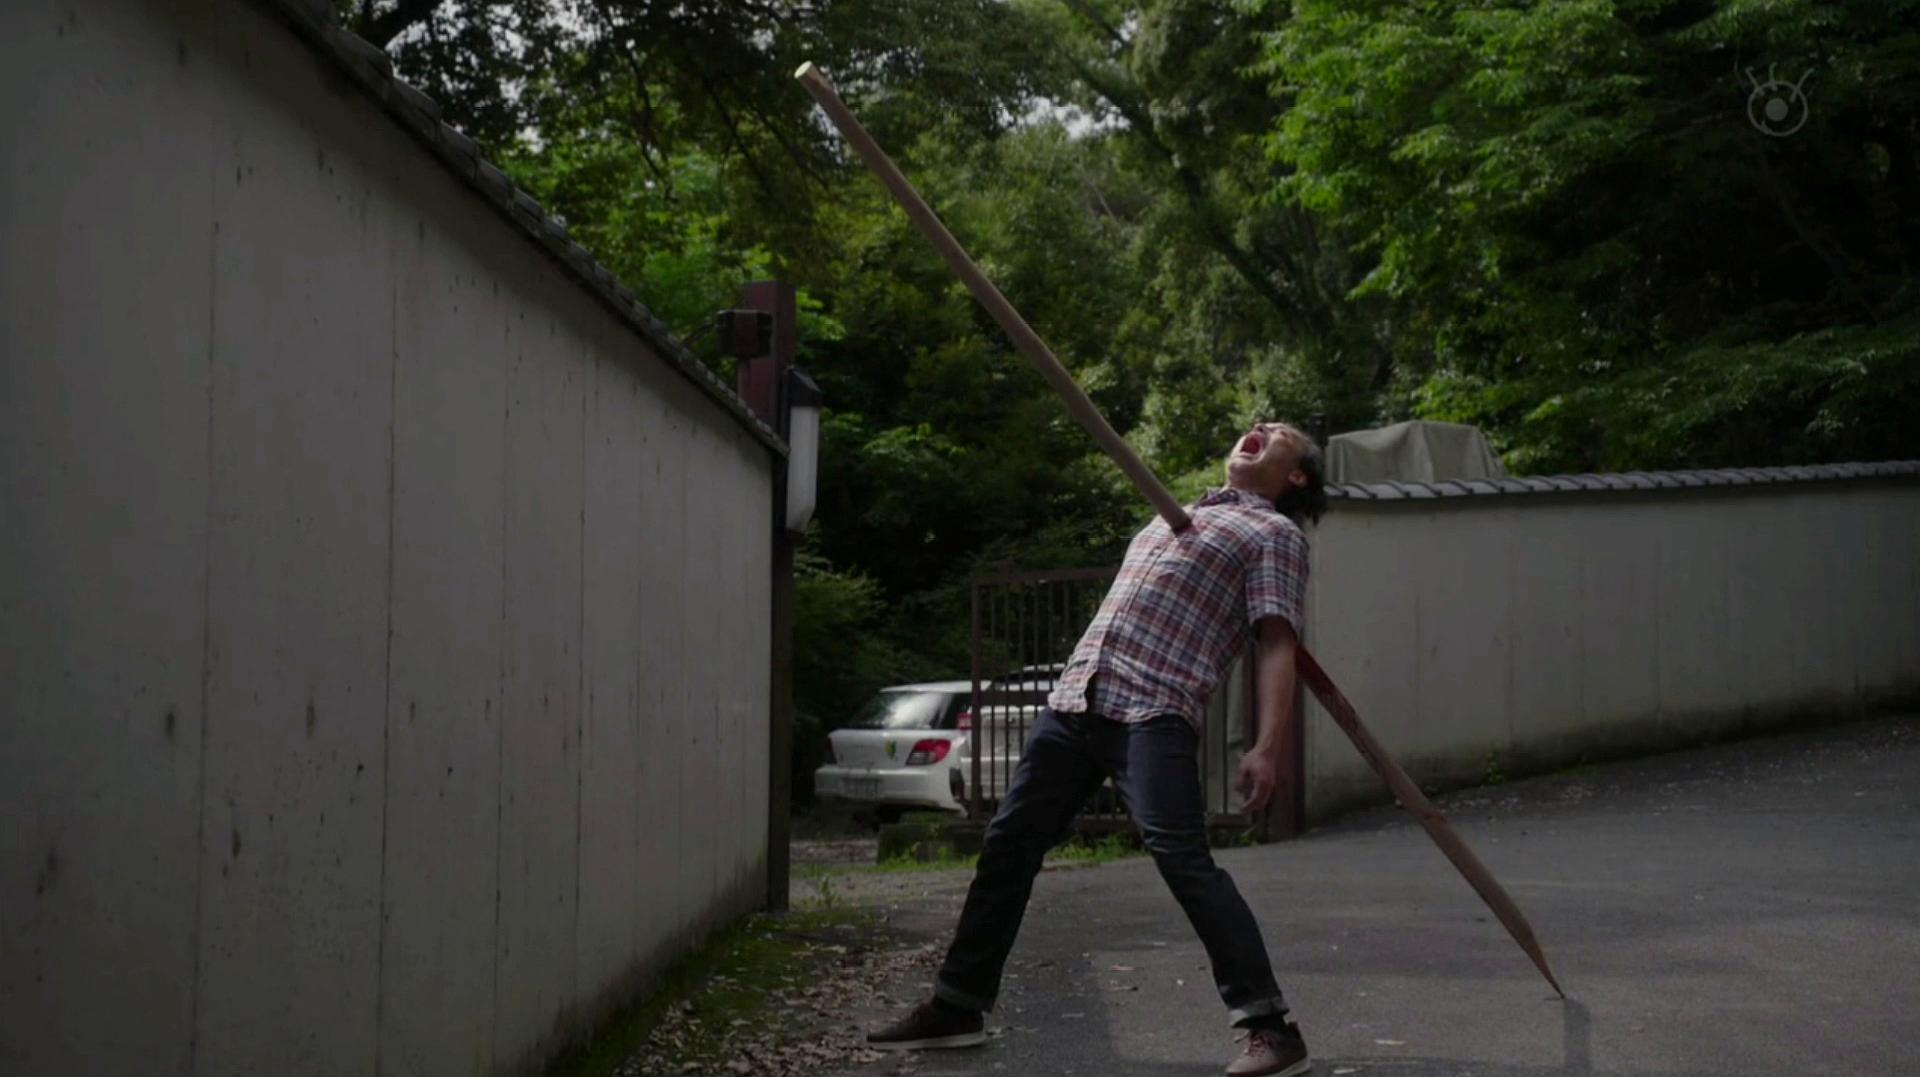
[796, 61, 1564, 998]
[1297, 650, 1565, 996]
[794, 62, 1191, 534]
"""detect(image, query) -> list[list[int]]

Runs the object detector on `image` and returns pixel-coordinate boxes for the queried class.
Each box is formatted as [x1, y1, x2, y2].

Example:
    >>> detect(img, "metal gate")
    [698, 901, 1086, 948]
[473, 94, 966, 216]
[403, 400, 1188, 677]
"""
[966, 568, 1268, 837]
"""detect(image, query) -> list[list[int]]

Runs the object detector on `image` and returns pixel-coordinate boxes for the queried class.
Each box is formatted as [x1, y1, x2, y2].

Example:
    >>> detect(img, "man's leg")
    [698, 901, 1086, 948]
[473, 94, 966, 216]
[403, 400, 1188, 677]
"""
[1108, 716, 1290, 1027]
[931, 708, 1107, 1013]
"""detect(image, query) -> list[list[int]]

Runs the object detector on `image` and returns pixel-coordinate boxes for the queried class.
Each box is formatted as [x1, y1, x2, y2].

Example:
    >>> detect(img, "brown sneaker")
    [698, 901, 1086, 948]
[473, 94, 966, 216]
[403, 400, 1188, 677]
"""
[866, 1000, 987, 1051]
[1225, 1023, 1312, 1077]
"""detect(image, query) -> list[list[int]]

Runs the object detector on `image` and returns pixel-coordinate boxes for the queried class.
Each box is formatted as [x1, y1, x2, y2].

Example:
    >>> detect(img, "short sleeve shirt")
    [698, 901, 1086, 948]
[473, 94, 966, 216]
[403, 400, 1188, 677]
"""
[1047, 488, 1310, 729]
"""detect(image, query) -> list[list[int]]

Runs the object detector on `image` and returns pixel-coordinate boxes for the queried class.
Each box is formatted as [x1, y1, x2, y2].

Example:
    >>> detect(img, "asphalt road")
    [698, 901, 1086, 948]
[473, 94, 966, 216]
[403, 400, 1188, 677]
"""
[835, 714, 1920, 1077]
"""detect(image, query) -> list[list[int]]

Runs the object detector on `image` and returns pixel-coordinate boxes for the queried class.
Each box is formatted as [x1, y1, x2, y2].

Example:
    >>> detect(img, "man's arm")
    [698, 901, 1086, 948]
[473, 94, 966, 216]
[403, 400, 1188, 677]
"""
[1236, 614, 1298, 814]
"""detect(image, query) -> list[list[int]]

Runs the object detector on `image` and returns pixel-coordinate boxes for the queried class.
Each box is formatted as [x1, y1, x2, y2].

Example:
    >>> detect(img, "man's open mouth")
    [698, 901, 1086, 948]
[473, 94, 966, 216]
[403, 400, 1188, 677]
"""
[1238, 433, 1264, 456]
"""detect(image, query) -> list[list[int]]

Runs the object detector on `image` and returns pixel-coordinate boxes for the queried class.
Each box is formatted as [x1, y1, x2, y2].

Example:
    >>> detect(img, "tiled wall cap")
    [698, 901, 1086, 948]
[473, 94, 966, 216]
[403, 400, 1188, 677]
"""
[509, 189, 543, 223]
[475, 161, 512, 200]
[1331, 461, 1917, 505]
[328, 27, 391, 79]
[436, 122, 479, 166]
[389, 79, 441, 123]
[437, 122, 480, 174]
[282, 0, 334, 27]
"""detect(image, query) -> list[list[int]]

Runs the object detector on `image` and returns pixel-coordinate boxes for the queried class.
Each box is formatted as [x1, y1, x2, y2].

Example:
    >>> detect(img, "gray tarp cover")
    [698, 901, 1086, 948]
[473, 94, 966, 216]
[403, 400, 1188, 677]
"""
[1325, 420, 1508, 483]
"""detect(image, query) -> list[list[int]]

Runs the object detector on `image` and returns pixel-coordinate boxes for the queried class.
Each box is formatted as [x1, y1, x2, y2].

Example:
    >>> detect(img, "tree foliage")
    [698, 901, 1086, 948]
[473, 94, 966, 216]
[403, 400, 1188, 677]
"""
[1254, 0, 1920, 468]
[355, 1, 1920, 771]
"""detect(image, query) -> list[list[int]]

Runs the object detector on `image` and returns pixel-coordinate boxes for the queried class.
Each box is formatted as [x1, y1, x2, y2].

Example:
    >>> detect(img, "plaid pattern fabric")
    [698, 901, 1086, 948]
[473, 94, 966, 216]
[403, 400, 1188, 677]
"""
[1048, 488, 1309, 728]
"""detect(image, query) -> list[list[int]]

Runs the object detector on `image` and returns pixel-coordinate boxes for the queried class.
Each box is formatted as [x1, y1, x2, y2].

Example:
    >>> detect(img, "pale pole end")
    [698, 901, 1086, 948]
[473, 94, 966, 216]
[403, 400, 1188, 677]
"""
[794, 61, 816, 80]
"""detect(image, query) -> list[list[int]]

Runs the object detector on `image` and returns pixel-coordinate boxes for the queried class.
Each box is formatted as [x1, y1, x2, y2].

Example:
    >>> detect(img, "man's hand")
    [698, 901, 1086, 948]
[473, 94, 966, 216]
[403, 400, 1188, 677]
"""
[1237, 748, 1282, 815]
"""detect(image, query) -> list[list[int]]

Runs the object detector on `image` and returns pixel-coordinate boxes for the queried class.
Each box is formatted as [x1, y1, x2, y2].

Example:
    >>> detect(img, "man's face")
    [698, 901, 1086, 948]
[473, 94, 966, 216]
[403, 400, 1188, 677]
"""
[1224, 422, 1308, 501]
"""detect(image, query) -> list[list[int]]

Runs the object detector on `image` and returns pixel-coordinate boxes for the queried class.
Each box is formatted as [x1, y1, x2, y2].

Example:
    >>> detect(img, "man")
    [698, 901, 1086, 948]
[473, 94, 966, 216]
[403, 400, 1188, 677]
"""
[868, 422, 1327, 1077]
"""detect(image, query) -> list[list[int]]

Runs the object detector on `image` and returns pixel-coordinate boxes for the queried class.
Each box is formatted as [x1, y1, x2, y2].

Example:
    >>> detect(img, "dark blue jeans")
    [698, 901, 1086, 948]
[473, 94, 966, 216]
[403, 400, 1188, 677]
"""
[933, 708, 1288, 1026]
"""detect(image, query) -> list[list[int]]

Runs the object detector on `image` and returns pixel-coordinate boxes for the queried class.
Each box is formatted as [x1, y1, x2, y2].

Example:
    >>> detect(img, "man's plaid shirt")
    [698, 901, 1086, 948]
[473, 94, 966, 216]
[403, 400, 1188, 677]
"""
[1048, 487, 1309, 729]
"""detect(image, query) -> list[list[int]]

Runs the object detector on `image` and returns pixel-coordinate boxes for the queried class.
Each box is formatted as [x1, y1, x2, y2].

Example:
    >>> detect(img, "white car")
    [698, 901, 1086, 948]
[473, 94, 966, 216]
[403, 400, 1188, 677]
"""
[814, 682, 974, 817]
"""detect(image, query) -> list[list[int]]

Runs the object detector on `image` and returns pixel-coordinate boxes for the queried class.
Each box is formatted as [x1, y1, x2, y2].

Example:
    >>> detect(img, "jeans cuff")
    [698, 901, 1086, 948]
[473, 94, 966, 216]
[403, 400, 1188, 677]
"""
[1227, 995, 1289, 1026]
[934, 979, 994, 1014]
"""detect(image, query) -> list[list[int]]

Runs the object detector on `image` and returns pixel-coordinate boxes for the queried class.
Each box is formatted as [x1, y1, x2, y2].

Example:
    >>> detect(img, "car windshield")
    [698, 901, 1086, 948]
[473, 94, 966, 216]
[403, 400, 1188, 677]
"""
[849, 690, 951, 730]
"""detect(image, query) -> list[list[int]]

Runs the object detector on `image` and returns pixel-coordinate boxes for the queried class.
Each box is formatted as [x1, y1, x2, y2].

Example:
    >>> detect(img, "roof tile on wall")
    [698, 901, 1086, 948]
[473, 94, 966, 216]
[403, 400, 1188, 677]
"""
[434, 123, 480, 180]
[1326, 460, 1919, 502]
[327, 26, 390, 83]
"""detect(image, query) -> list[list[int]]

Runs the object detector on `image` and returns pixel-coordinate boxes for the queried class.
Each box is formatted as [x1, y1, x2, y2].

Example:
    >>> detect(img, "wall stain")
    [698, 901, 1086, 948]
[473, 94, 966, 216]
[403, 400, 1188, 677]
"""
[306, 699, 317, 737]
[34, 848, 59, 896]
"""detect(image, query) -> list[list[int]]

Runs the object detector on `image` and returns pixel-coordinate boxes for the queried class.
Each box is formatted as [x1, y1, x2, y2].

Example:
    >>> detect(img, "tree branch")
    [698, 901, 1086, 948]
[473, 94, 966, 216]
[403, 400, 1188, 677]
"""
[1066, 53, 1308, 336]
[357, 0, 441, 49]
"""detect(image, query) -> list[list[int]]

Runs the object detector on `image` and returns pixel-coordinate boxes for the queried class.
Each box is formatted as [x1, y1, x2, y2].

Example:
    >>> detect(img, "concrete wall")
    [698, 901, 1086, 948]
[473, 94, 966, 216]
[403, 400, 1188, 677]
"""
[1, 0, 773, 1072]
[1302, 481, 1920, 818]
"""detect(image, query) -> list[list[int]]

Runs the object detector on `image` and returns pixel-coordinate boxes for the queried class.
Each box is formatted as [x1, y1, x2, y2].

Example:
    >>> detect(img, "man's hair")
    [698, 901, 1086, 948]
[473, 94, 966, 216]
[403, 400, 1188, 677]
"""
[1274, 435, 1328, 526]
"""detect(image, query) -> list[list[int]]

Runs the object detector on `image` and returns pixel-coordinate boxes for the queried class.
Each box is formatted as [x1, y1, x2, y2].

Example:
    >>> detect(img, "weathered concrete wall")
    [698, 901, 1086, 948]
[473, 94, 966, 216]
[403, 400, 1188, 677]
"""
[1303, 481, 1920, 818]
[1, 0, 773, 1072]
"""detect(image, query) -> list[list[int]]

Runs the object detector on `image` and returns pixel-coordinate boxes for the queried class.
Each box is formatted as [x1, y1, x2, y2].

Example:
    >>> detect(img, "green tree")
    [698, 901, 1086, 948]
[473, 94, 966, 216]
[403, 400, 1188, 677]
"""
[350, 0, 1920, 795]
[1253, 0, 1920, 469]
